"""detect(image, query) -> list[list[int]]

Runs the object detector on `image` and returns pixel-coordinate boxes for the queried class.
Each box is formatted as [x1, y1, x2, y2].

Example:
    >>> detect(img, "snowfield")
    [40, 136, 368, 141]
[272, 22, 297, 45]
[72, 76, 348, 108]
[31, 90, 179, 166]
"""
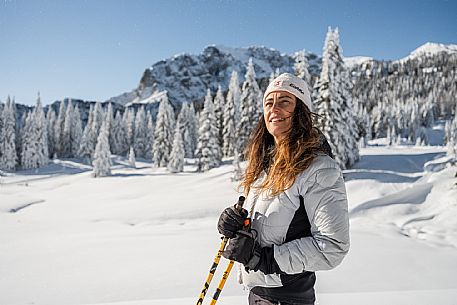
[1, 144, 457, 305]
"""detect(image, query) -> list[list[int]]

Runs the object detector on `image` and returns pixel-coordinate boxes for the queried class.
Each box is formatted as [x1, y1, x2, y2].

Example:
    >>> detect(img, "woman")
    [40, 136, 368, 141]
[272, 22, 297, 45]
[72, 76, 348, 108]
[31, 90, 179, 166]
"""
[218, 73, 350, 305]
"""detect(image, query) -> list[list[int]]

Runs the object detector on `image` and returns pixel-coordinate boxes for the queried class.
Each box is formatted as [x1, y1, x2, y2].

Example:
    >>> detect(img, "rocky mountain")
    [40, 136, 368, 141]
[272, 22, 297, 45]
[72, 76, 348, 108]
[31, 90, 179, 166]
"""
[106, 45, 322, 114]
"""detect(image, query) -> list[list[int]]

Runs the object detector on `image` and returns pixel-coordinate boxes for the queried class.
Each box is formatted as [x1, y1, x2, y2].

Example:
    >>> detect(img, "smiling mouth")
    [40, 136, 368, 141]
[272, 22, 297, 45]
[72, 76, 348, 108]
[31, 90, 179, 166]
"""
[269, 118, 287, 122]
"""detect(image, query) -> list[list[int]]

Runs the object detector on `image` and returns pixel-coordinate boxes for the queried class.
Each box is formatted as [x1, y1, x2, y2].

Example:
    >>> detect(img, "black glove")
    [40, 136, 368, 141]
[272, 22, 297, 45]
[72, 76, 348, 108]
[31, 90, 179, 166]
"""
[223, 230, 283, 274]
[222, 230, 261, 270]
[217, 205, 248, 238]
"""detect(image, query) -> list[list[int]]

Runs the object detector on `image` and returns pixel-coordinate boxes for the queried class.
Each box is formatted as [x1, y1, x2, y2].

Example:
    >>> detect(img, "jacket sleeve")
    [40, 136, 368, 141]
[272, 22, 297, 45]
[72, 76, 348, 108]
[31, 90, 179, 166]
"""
[273, 166, 350, 273]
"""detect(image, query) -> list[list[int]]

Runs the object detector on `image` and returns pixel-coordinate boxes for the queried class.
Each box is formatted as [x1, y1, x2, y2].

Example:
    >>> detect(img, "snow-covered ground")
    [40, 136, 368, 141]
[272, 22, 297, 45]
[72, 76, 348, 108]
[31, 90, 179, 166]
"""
[1, 144, 457, 305]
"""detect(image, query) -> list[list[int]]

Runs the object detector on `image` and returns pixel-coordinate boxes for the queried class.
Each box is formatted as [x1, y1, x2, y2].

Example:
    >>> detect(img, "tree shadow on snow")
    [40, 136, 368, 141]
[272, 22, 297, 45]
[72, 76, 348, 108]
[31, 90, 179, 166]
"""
[351, 152, 445, 174]
[343, 170, 420, 183]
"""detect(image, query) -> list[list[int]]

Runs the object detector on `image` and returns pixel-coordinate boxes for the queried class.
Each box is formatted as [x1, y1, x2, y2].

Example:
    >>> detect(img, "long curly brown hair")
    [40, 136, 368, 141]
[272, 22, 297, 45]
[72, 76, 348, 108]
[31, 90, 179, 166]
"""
[240, 100, 322, 197]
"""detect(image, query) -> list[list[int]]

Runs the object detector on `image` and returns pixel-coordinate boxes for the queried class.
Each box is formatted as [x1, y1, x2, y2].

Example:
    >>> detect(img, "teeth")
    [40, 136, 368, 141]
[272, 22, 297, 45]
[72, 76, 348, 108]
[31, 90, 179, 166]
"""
[271, 118, 285, 122]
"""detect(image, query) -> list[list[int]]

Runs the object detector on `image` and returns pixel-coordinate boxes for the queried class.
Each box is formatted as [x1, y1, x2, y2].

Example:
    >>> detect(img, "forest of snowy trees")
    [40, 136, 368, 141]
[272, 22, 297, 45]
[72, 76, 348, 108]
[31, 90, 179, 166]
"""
[1, 27, 457, 176]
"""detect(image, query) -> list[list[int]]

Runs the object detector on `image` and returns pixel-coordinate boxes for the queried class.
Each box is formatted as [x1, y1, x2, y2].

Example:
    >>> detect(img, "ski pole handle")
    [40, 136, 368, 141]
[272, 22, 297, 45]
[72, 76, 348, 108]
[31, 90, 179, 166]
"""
[234, 195, 245, 211]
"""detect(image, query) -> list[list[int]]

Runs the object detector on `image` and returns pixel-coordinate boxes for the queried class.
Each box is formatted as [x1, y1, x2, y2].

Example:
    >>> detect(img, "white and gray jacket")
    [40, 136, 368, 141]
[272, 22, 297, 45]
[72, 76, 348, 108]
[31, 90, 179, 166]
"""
[239, 153, 350, 303]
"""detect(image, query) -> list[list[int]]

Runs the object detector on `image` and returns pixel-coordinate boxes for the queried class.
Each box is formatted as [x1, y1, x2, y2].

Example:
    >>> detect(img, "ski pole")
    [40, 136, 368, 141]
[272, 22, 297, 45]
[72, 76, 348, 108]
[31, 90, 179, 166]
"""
[209, 259, 234, 305]
[210, 204, 251, 305]
[209, 205, 251, 305]
[196, 196, 245, 305]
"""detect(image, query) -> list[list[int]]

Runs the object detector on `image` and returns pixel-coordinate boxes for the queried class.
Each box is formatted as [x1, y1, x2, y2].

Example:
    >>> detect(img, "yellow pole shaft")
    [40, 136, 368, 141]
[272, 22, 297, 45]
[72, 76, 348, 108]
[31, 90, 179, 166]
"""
[209, 259, 235, 305]
[196, 237, 228, 305]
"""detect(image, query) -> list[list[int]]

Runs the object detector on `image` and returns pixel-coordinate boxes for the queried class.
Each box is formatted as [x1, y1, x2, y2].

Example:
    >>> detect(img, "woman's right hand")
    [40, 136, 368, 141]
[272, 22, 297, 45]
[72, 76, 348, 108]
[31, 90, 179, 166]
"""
[217, 205, 248, 238]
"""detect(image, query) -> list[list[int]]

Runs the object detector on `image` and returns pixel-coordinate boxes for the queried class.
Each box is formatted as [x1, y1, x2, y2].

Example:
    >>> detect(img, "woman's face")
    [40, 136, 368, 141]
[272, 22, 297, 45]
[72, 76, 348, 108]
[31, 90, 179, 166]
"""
[263, 91, 297, 143]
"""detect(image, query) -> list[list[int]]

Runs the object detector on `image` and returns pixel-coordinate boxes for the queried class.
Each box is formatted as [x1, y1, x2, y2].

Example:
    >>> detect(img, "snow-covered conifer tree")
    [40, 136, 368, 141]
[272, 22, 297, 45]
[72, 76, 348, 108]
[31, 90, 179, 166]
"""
[78, 104, 94, 162]
[238, 58, 261, 154]
[314, 27, 359, 169]
[213, 85, 225, 146]
[34, 93, 49, 166]
[227, 70, 241, 121]
[112, 110, 128, 156]
[223, 81, 237, 158]
[54, 100, 66, 157]
[62, 101, 74, 157]
[168, 123, 185, 173]
[21, 112, 38, 169]
[71, 105, 83, 157]
[105, 103, 114, 151]
[90, 102, 104, 151]
[92, 118, 111, 177]
[0, 97, 17, 171]
[195, 89, 221, 171]
[21, 94, 49, 169]
[184, 103, 198, 158]
[128, 146, 136, 168]
[46, 106, 57, 158]
[294, 50, 312, 92]
[125, 108, 135, 148]
[152, 94, 175, 167]
[145, 113, 155, 159]
[134, 106, 148, 158]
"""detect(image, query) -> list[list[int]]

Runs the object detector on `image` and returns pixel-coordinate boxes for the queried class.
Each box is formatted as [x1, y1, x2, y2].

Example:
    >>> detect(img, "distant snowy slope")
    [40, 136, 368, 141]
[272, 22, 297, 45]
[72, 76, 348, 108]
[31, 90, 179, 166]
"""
[344, 56, 373, 69]
[397, 42, 457, 62]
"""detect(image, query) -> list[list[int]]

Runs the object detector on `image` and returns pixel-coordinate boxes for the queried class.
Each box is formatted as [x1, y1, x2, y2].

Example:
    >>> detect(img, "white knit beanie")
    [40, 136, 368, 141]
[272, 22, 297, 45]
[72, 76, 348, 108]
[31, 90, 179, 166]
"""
[263, 73, 313, 112]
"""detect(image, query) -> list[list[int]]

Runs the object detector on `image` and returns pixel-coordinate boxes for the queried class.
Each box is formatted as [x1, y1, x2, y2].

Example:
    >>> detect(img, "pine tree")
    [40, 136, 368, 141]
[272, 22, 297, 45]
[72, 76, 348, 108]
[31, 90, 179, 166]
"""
[15, 105, 24, 168]
[112, 110, 128, 156]
[294, 49, 312, 92]
[134, 106, 148, 158]
[106, 103, 115, 152]
[128, 146, 136, 168]
[125, 108, 135, 148]
[78, 104, 94, 162]
[92, 117, 112, 177]
[314, 27, 359, 169]
[20, 94, 49, 170]
[222, 81, 237, 157]
[54, 100, 66, 158]
[71, 105, 83, 157]
[195, 89, 221, 171]
[0, 97, 17, 171]
[153, 93, 175, 167]
[177, 103, 197, 158]
[145, 113, 155, 159]
[168, 123, 185, 173]
[90, 102, 104, 152]
[21, 112, 38, 169]
[213, 85, 225, 146]
[238, 58, 261, 155]
[227, 70, 241, 121]
[62, 101, 74, 157]
[34, 93, 49, 166]
[46, 106, 57, 158]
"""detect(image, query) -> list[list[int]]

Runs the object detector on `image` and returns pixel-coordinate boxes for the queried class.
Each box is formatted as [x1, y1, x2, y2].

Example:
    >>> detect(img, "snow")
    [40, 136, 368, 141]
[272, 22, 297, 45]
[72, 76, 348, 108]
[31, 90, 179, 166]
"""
[126, 91, 167, 107]
[343, 56, 373, 68]
[1, 144, 457, 305]
[396, 42, 457, 62]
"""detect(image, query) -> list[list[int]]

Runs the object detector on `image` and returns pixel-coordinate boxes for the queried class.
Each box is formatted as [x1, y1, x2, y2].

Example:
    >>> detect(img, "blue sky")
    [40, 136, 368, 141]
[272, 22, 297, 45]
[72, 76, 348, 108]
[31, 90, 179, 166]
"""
[1, 0, 456, 106]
